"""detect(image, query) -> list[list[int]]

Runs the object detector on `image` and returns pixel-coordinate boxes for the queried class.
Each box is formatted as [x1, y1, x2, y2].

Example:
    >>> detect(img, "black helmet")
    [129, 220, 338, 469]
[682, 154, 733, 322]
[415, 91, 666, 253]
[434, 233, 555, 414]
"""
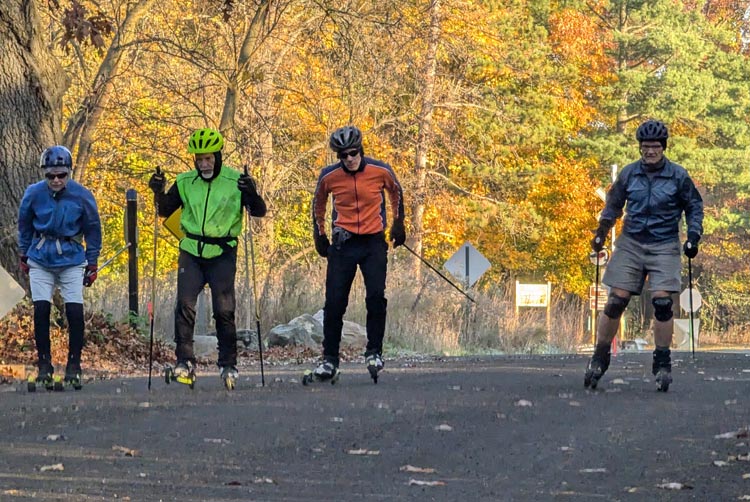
[635, 120, 669, 142]
[329, 126, 362, 152]
[40, 145, 73, 169]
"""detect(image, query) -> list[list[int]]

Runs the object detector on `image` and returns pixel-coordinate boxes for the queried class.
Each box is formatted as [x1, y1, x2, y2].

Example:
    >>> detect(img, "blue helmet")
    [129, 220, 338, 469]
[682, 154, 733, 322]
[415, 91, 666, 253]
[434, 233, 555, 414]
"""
[40, 145, 73, 169]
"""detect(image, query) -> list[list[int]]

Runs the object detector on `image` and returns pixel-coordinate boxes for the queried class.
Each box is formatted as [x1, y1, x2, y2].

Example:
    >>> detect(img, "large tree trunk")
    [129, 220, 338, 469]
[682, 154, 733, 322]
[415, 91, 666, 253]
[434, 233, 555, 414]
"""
[0, 0, 67, 289]
[411, 0, 441, 277]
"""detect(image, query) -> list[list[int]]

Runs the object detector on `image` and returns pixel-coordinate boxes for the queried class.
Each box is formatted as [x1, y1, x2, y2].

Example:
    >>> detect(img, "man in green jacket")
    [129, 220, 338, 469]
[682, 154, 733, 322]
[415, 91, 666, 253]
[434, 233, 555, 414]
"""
[149, 128, 266, 389]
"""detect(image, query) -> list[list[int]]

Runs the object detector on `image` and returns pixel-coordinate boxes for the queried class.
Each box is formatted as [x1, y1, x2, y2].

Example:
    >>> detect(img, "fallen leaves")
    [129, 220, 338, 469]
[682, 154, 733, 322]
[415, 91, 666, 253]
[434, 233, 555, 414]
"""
[657, 482, 693, 490]
[39, 463, 64, 472]
[112, 445, 138, 457]
[347, 448, 380, 455]
[400, 465, 436, 474]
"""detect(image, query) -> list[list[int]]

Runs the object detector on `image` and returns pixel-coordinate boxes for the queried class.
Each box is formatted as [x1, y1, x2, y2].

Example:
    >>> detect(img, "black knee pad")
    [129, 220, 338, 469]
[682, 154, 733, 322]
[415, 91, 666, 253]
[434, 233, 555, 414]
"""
[603, 293, 630, 319]
[652, 296, 673, 322]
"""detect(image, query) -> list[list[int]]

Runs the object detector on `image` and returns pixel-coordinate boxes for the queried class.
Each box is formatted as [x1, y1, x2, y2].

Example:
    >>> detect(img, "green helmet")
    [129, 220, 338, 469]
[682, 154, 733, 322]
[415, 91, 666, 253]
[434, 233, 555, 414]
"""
[188, 128, 224, 154]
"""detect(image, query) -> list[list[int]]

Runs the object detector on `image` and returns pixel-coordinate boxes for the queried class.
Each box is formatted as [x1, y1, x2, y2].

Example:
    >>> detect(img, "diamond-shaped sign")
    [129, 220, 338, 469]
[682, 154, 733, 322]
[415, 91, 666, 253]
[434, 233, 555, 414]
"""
[0, 265, 25, 319]
[444, 242, 490, 287]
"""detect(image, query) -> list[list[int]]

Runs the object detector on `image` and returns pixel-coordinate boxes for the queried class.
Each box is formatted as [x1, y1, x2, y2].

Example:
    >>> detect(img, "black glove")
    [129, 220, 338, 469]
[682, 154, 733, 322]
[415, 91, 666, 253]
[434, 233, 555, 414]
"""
[149, 169, 166, 194]
[315, 234, 330, 257]
[683, 232, 700, 259]
[590, 220, 612, 252]
[237, 174, 258, 196]
[390, 218, 406, 247]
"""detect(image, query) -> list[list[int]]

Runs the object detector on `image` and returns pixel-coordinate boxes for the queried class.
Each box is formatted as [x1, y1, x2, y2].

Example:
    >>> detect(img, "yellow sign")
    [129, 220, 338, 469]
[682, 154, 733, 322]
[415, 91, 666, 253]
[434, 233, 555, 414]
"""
[163, 207, 185, 240]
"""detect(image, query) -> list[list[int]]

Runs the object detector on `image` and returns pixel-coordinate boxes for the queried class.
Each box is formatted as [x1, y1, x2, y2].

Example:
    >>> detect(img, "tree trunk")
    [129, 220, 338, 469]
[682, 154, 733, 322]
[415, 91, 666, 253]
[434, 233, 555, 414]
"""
[0, 0, 67, 290]
[411, 0, 441, 276]
[64, 0, 157, 183]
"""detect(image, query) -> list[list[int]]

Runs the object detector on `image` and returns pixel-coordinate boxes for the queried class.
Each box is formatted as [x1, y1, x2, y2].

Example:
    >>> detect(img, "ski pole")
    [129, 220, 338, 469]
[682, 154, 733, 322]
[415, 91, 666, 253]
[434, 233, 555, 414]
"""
[687, 253, 695, 359]
[147, 166, 160, 391]
[243, 165, 265, 386]
[402, 243, 475, 303]
[97, 242, 131, 274]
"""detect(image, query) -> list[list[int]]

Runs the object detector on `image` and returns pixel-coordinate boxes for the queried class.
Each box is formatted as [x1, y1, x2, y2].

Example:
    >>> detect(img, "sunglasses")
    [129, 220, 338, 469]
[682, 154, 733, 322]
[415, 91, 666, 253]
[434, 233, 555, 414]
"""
[337, 149, 360, 160]
[45, 172, 69, 180]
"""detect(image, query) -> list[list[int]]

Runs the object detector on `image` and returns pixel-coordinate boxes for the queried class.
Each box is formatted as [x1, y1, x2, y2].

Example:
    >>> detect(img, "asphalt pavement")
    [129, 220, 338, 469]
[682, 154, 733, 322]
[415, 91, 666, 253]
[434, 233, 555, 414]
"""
[1, 352, 749, 501]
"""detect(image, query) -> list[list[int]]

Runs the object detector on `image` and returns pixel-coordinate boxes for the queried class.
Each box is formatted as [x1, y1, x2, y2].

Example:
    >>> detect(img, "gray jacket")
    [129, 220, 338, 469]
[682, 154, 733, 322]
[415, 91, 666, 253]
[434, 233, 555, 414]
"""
[600, 158, 703, 243]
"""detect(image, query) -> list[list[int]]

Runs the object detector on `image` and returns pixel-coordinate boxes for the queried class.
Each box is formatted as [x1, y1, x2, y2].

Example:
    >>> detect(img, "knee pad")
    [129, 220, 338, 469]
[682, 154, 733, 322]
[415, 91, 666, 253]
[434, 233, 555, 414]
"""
[652, 296, 674, 322]
[603, 293, 630, 319]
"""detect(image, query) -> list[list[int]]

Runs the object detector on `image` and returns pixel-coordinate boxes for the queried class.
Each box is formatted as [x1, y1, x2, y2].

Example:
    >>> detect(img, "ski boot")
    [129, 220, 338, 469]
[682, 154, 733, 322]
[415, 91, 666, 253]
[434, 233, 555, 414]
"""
[27, 359, 55, 393]
[365, 353, 384, 384]
[220, 365, 238, 390]
[653, 348, 672, 392]
[302, 360, 340, 386]
[584, 346, 611, 390]
[64, 361, 83, 391]
[164, 361, 196, 389]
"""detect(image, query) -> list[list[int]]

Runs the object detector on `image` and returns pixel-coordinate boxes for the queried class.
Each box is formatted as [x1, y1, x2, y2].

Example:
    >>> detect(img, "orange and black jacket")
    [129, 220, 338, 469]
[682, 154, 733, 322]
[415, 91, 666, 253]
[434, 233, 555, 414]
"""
[312, 156, 404, 239]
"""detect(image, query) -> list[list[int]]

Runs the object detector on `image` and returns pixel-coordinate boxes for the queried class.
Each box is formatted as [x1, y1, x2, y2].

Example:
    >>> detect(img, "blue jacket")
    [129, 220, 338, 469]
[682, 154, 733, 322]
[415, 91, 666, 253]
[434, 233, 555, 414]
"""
[600, 158, 703, 243]
[18, 180, 102, 268]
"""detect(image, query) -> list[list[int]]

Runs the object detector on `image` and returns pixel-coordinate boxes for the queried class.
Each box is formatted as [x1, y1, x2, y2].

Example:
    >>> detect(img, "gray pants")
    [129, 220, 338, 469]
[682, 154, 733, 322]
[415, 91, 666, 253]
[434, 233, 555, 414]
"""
[602, 233, 681, 294]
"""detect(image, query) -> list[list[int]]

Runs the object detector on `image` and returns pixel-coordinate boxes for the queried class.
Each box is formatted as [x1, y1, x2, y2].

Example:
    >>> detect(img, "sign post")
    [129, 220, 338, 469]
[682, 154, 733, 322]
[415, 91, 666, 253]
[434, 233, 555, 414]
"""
[515, 281, 552, 341]
[444, 242, 491, 342]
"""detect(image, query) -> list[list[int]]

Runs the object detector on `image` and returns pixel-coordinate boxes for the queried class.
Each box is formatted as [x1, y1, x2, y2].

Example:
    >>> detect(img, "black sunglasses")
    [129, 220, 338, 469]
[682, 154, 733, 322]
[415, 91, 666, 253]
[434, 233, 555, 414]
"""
[337, 149, 360, 160]
[45, 172, 69, 180]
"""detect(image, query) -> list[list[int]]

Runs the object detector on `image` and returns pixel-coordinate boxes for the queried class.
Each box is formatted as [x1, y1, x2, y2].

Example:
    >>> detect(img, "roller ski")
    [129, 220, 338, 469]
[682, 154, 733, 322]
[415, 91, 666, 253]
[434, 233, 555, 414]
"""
[164, 361, 196, 389]
[63, 361, 83, 391]
[220, 365, 238, 390]
[583, 346, 611, 390]
[365, 353, 384, 384]
[302, 360, 340, 386]
[27, 360, 55, 393]
[653, 348, 672, 392]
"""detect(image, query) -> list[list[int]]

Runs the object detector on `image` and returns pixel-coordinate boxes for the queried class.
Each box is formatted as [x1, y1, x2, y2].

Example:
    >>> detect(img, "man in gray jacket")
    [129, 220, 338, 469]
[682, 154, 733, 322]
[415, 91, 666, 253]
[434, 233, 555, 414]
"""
[587, 119, 704, 392]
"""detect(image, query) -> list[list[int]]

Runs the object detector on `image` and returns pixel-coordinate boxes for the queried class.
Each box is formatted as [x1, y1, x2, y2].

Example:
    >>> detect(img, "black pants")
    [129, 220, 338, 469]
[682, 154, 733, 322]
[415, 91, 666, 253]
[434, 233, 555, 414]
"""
[175, 248, 238, 367]
[33, 301, 84, 367]
[323, 233, 388, 365]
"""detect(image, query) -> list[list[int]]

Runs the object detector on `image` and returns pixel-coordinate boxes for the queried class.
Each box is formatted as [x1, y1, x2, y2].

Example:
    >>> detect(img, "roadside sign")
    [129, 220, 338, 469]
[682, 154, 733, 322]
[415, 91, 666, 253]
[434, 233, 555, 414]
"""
[674, 318, 700, 349]
[444, 242, 490, 287]
[0, 266, 25, 319]
[588, 249, 609, 267]
[679, 288, 702, 312]
[589, 284, 609, 311]
[516, 281, 551, 308]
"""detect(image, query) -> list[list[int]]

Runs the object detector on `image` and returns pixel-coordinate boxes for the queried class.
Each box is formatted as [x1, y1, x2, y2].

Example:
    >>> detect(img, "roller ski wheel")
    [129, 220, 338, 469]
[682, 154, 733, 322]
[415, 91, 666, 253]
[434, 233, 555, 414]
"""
[584, 361, 605, 390]
[302, 361, 340, 386]
[27, 374, 54, 393]
[655, 368, 672, 392]
[52, 376, 64, 392]
[220, 366, 238, 390]
[64, 366, 83, 391]
[164, 362, 196, 390]
[365, 354, 384, 384]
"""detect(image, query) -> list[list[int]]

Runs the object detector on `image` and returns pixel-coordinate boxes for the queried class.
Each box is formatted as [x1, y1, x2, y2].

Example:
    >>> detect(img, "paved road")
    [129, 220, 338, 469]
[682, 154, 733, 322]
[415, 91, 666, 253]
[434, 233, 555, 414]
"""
[1, 352, 749, 501]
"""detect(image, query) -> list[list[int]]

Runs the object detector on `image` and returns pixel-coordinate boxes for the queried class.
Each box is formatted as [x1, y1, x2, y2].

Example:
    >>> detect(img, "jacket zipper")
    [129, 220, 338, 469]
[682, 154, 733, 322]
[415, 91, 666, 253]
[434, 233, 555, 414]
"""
[199, 182, 212, 257]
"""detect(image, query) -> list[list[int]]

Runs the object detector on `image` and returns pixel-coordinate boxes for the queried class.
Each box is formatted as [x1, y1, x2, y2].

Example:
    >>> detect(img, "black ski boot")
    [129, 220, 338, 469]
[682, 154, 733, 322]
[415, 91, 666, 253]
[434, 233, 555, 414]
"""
[365, 353, 384, 384]
[584, 345, 611, 390]
[64, 356, 83, 391]
[28, 357, 55, 392]
[220, 365, 238, 390]
[165, 360, 196, 389]
[302, 359, 340, 386]
[652, 348, 672, 392]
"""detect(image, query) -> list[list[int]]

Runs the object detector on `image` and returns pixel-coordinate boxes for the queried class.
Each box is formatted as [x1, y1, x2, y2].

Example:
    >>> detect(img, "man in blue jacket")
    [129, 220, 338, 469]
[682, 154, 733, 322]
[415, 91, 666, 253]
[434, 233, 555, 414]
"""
[587, 119, 703, 392]
[18, 145, 102, 389]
